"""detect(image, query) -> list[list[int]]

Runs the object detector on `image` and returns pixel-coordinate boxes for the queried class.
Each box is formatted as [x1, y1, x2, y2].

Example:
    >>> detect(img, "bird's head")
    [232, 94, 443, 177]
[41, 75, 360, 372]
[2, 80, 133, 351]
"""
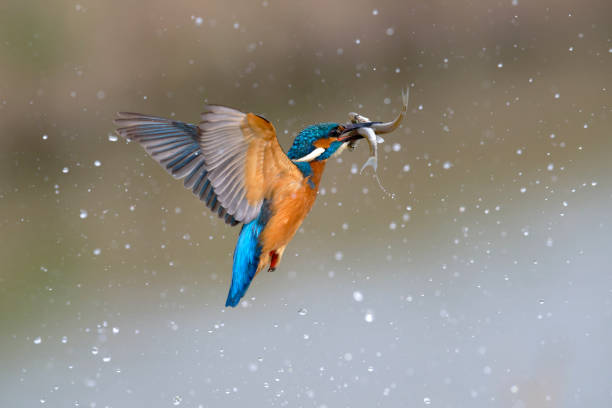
[287, 122, 374, 163]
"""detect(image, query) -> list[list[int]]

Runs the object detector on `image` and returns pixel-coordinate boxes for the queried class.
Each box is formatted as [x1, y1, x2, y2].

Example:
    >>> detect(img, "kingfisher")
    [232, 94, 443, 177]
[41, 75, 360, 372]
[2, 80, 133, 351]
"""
[114, 95, 406, 307]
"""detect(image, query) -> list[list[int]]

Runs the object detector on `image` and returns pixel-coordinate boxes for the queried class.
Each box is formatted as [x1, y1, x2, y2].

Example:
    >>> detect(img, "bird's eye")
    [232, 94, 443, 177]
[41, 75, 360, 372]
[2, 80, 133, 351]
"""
[331, 125, 344, 137]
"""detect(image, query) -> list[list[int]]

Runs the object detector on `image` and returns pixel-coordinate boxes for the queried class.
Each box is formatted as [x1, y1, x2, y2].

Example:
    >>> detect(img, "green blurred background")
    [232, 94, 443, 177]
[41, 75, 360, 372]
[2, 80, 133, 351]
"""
[1, 0, 611, 406]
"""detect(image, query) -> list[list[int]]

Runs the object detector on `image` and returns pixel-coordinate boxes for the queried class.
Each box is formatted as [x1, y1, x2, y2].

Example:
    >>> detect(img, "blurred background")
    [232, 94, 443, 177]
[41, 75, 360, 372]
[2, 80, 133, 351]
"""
[1, 0, 611, 406]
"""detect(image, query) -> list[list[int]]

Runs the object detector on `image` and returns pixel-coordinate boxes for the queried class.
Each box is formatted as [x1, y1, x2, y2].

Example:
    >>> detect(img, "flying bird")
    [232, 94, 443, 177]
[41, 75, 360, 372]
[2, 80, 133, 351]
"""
[114, 96, 406, 307]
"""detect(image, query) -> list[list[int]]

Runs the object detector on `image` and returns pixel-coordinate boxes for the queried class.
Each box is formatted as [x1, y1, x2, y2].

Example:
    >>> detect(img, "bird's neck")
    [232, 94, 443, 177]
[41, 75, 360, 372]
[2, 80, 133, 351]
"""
[308, 161, 326, 189]
[293, 160, 326, 190]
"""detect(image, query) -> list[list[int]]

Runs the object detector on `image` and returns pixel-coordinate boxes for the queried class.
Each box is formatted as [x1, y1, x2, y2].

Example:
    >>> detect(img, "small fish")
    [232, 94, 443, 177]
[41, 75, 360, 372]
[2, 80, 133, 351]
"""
[348, 88, 409, 174]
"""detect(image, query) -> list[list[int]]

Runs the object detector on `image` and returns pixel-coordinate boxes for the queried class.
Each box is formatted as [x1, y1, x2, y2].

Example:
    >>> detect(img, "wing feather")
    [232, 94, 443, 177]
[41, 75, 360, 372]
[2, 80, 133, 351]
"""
[197, 105, 302, 223]
[115, 105, 301, 226]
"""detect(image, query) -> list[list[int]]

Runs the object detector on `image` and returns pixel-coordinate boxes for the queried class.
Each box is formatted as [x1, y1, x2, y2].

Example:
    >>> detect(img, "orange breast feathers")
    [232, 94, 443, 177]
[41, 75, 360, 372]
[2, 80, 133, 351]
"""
[257, 161, 326, 271]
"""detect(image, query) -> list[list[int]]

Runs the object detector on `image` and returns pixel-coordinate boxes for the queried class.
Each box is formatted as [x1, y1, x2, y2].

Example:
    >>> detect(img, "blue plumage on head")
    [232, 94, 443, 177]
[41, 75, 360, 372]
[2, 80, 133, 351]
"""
[287, 123, 339, 160]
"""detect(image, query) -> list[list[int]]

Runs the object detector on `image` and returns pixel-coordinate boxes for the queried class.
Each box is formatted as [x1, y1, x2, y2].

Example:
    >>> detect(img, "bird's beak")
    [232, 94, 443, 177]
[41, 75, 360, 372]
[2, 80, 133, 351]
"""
[337, 122, 376, 142]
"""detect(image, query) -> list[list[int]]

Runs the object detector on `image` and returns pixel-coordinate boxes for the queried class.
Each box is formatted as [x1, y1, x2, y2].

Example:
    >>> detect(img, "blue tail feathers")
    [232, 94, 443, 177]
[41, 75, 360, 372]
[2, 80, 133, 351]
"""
[225, 219, 264, 307]
[225, 200, 272, 307]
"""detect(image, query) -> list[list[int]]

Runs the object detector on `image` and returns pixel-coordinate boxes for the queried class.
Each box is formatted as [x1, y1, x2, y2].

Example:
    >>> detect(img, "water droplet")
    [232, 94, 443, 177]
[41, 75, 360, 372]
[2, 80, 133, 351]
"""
[93, 160, 101, 167]
[385, 27, 394, 36]
[497, 62, 503, 68]
[383, 97, 391, 105]
[33, 336, 42, 345]
[108, 133, 118, 142]
[297, 308, 308, 316]
[424, 397, 431, 405]
[42, 134, 48, 140]
[91, 346, 99, 355]
[61, 167, 69, 174]
[510, 385, 519, 393]
[172, 395, 182, 406]
[79, 209, 88, 219]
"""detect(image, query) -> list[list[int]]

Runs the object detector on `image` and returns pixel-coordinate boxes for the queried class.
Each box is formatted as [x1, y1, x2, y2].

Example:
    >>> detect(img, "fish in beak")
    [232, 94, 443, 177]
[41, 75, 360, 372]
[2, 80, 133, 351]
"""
[340, 88, 409, 174]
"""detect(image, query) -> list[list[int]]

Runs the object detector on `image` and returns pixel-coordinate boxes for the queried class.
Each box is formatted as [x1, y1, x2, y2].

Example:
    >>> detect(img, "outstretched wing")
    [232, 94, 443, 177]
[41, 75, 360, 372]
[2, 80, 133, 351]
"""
[114, 106, 301, 225]
[199, 105, 303, 223]
[114, 112, 240, 225]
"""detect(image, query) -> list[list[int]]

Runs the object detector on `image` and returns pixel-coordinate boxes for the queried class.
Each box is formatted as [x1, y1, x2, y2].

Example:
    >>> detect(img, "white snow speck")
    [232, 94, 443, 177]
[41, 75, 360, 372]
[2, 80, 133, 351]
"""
[94, 160, 101, 167]
[510, 385, 519, 394]
[62, 167, 69, 174]
[385, 27, 395, 36]
[334, 251, 343, 261]
[443, 161, 453, 170]
[33, 336, 42, 345]
[93, 248, 101, 256]
[79, 209, 88, 219]
[364, 311, 374, 323]
[353, 291, 363, 302]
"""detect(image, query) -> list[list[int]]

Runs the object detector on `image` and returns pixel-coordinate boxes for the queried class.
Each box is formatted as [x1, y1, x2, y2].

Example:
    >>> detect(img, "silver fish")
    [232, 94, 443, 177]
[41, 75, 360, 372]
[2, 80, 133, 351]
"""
[347, 88, 409, 174]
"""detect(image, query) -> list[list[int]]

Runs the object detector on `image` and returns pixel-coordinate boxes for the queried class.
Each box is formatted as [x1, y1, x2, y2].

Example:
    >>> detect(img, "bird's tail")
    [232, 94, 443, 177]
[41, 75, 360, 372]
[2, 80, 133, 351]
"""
[226, 218, 264, 307]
